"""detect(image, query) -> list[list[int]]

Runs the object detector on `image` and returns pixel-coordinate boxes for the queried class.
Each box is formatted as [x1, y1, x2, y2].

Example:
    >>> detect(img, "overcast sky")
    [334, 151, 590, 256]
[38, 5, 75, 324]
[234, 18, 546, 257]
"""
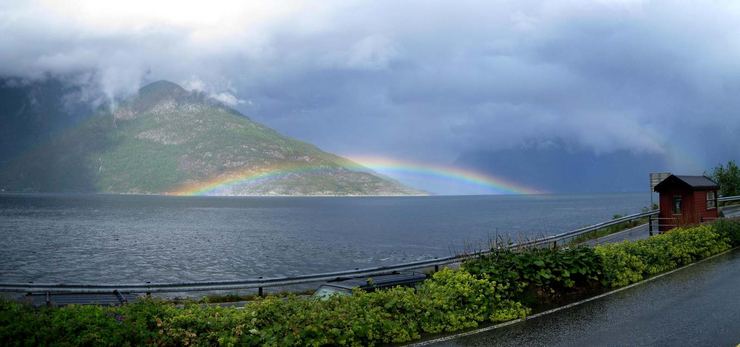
[2, 0, 739, 177]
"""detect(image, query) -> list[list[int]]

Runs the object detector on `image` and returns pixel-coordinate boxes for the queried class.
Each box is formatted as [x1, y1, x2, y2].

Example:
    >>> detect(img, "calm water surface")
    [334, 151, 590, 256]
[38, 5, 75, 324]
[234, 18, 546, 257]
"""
[0, 193, 649, 283]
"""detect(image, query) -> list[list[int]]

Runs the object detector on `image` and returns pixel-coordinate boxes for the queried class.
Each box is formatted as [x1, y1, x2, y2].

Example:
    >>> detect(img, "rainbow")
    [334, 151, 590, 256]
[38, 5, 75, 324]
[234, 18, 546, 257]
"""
[346, 155, 543, 195]
[170, 156, 544, 196]
[169, 163, 335, 196]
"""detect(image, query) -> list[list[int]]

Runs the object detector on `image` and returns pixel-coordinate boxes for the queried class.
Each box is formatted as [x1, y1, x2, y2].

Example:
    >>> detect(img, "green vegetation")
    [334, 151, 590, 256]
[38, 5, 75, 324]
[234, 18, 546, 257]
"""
[0, 81, 418, 196]
[713, 218, 740, 246]
[1, 269, 527, 346]
[709, 160, 740, 197]
[170, 290, 315, 305]
[463, 246, 602, 305]
[2, 219, 738, 346]
[595, 221, 736, 287]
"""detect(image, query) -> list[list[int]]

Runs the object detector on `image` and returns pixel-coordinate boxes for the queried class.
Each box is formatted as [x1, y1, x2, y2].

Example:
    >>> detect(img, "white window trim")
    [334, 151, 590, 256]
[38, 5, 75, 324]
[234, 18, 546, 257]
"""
[707, 191, 717, 210]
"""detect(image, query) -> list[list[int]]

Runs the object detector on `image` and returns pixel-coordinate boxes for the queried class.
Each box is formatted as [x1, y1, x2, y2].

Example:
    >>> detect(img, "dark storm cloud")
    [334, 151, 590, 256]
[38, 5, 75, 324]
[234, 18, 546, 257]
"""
[2, 0, 739, 171]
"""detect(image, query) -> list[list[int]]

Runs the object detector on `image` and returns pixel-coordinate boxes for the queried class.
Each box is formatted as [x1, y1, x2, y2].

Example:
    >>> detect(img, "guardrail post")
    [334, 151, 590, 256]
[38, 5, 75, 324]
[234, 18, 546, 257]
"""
[258, 277, 264, 297]
[146, 281, 151, 297]
[114, 290, 128, 305]
[648, 215, 653, 236]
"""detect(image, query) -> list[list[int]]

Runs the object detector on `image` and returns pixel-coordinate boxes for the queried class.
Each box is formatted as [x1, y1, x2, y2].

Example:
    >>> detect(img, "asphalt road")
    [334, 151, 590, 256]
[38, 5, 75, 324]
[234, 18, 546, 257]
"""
[586, 223, 651, 246]
[723, 204, 740, 218]
[428, 248, 740, 347]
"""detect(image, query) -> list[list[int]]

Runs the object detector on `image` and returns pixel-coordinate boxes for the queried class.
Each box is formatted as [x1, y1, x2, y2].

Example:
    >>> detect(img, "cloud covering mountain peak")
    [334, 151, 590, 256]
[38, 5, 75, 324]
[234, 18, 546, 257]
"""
[1, 0, 738, 176]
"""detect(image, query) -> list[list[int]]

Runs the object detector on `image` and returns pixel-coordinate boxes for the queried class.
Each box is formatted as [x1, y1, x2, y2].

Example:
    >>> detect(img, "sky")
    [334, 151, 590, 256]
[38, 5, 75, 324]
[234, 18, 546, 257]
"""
[1, 0, 739, 193]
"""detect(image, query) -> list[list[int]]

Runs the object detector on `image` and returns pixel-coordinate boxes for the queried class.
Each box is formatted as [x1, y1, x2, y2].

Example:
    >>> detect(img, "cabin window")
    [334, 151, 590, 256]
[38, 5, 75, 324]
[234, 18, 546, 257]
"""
[707, 191, 717, 209]
[672, 196, 682, 214]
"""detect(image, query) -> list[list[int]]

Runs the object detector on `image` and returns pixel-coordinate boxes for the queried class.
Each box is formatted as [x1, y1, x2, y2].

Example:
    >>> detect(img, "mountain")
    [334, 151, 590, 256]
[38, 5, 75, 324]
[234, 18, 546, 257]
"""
[455, 144, 669, 193]
[0, 77, 94, 165]
[0, 80, 421, 196]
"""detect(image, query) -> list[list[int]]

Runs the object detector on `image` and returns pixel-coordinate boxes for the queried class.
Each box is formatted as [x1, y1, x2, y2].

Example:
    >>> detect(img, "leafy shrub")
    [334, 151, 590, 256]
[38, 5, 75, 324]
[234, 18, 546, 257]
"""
[0, 299, 51, 347]
[3, 222, 735, 345]
[596, 224, 732, 287]
[415, 269, 526, 334]
[0, 269, 527, 346]
[157, 269, 526, 346]
[0, 299, 166, 347]
[463, 246, 602, 302]
[713, 218, 740, 246]
[592, 244, 645, 287]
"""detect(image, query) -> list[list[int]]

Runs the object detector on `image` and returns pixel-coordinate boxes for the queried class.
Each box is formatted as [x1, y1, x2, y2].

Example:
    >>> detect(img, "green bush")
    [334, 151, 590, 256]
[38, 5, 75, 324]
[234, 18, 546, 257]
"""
[596, 223, 732, 287]
[3, 222, 736, 346]
[0, 299, 51, 347]
[463, 246, 602, 302]
[0, 298, 166, 347]
[415, 269, 526, 334]
[215, 270, 526, 346]
[0, 269, 527, 346]
[713, 218, 740, 246]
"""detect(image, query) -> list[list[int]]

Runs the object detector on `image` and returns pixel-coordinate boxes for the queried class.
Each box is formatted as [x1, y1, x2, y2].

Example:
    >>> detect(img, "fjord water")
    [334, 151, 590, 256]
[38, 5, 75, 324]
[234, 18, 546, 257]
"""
[0, 193, 648, 284]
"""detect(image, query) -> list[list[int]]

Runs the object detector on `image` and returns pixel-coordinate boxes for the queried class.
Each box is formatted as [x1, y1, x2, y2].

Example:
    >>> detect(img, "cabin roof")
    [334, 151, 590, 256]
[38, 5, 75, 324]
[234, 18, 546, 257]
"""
[654, 175, 719, 192]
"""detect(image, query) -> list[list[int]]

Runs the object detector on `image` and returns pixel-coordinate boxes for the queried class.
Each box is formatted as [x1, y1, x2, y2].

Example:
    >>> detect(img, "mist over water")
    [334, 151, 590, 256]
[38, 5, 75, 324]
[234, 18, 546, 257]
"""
[0, 193, 649, 284]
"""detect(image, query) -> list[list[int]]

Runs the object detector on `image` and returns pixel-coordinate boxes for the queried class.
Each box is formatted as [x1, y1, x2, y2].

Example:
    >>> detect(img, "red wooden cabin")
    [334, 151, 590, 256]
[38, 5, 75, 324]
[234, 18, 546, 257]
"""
[653, 175, 719, 232]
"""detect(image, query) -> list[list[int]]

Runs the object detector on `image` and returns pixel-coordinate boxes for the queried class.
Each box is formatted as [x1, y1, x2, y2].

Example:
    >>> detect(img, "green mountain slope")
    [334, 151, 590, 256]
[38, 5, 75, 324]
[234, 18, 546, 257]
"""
[0, 81, 421, 196]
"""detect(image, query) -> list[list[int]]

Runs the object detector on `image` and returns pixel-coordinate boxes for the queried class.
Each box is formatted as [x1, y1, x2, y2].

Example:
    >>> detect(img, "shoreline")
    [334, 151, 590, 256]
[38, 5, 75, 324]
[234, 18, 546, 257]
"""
[0, 191, 431, 198]
[0, 190, 656, 198]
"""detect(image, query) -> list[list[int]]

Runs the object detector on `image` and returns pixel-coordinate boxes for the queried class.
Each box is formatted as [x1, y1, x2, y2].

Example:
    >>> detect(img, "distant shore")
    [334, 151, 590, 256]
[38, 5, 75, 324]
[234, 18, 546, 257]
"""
[0, 190, 430, 198]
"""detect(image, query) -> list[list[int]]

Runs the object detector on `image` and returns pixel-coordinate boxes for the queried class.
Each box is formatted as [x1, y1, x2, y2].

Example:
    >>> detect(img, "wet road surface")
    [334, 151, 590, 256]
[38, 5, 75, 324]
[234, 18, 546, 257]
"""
[586, 223, 651, 246]
[430, 248, 740, 347]
[723, 204, 740, 218]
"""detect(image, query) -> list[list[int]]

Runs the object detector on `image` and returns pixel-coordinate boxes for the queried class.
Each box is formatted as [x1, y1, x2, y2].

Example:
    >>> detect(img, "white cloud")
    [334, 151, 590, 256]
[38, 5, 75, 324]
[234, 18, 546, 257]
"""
[210, 92, 244, 106]
[181, 76, 244, 106]
[182, 77, 206, 92]
[1, 0, 739, 170]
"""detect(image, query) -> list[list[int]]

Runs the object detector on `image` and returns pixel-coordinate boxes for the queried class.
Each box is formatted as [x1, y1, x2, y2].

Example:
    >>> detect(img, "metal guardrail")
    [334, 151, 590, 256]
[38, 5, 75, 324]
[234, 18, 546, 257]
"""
[0, 257, 464, 294]
[3, 195, 739, 295]
[516, 210, 658, 247]
[718, 195, 740, 202]
[0, 211, 658, 294]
